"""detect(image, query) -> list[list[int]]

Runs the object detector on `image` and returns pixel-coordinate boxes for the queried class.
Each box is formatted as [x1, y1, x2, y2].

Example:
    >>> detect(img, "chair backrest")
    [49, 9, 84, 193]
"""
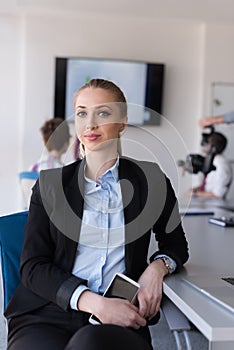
[18, 172, 38, 209]
[0, 211, 28, 310]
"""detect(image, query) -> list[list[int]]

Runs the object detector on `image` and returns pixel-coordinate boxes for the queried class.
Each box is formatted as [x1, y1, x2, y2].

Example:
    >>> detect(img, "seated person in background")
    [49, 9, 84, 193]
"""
[199, 111, 234, 127]
[31, 118, 70, 172]
[189, 132, 232, 199]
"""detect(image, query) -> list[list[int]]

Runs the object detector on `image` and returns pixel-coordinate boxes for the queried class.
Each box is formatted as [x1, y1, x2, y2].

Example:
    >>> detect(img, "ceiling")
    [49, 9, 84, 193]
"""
[1, 0, 234, 23]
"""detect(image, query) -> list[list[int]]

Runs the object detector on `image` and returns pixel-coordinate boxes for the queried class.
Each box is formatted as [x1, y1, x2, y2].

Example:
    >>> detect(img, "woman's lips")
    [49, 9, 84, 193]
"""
[84, 134, 101, 141]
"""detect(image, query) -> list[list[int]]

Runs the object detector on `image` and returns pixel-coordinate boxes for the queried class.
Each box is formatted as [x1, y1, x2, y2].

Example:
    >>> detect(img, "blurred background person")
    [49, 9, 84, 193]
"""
[187, 132, 232, 199]
[31, 118, 70, 173]
[199, 111, 234, 128]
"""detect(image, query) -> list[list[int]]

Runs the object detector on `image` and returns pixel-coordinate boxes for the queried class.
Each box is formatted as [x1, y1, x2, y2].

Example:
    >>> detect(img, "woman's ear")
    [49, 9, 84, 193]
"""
[119, 123, 126, 132]
[119, 116, 128, 132]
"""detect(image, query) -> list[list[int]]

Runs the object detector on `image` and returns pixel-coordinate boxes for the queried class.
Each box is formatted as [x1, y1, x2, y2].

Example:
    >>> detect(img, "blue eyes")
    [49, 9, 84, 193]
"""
[76, 111, 86, 118]
[76, 110, 111, 118]
[98, 111, 111, 117]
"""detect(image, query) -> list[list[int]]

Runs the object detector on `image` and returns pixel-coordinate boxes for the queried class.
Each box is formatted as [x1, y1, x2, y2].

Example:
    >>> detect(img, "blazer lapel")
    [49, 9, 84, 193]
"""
[62, 159, 85, 245]
[119, 158, 143, 274]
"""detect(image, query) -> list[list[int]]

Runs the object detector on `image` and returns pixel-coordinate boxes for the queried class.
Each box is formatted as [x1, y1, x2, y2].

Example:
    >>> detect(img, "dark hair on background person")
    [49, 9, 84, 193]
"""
[30, 118, 71, 173]
[208, 132, 227, 154]
[41, 118, 70, 152]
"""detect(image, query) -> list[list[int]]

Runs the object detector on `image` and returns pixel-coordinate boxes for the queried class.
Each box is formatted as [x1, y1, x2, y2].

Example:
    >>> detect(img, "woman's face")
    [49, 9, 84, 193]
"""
[74, 87, 126, 153]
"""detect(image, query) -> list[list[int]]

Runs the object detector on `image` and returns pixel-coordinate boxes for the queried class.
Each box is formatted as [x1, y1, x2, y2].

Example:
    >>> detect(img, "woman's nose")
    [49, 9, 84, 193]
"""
[86, 123, 98, 131]
[85, 115, 98, 130]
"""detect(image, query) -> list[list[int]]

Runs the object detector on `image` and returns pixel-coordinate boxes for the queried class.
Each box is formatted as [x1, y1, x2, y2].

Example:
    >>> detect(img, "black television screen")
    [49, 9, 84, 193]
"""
[54, 57, 165, 125]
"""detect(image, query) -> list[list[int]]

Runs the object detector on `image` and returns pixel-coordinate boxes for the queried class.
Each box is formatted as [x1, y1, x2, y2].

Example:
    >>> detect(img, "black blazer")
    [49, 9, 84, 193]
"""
[5, 157, 189, 318]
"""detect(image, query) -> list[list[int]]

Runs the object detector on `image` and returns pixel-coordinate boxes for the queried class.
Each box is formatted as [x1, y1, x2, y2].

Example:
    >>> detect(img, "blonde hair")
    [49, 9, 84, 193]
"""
[74, 79, 127, 159]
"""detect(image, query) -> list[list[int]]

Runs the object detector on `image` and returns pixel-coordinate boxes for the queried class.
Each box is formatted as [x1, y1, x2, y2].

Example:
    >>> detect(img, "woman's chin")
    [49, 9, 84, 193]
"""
[85, 141, 116, 154]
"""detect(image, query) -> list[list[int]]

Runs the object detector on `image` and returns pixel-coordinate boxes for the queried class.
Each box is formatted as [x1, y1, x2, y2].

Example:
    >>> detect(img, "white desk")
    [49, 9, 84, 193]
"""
[163, 206, 234, 350]
[179, 196, 234, 213]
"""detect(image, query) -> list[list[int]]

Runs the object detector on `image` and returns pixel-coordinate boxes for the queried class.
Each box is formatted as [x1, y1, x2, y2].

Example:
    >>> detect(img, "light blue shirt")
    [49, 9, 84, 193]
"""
[224, 111, 234, 124]
[70, 158, 176, 310]
[70, 158, 126, 309]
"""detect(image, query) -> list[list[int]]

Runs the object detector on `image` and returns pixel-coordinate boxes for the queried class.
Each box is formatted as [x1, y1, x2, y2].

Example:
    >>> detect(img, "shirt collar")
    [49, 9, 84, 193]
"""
[84, 156, 119, 185]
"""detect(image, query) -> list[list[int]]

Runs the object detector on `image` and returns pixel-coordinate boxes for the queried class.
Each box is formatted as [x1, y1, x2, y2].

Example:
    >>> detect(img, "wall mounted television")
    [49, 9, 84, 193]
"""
[54, 57, 165, 125]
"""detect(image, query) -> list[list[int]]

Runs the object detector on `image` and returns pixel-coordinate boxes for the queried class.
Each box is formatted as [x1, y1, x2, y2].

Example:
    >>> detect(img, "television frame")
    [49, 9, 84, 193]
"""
[54, 57, 165, 126]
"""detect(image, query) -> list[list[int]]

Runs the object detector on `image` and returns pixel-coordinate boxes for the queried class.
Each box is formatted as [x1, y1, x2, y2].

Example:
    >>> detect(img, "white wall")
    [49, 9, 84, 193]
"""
[202, 22, 234, 114]
[0, 15, 22, 214]
[1, 12, 234, 214]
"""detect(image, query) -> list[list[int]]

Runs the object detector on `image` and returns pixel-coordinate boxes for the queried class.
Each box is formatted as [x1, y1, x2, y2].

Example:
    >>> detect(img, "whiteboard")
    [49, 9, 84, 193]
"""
[212, 82, 234, 115]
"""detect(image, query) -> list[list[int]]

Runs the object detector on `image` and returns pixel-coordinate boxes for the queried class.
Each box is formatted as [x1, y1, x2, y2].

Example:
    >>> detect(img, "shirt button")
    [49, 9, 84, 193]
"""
[100, 256, 105, 262]
[96, 280, 100, 284]
[102, 183, 110, 190]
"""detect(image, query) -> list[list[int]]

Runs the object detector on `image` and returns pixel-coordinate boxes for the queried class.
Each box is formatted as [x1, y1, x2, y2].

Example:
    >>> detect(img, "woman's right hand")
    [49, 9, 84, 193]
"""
[96, 297, 147, 329]
[78, 290, 146, 329]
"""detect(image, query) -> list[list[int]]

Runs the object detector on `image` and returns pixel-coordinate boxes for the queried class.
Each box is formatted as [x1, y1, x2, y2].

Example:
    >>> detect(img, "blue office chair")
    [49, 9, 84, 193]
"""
[0, 211, 28, 310]
[18, 171, 39, 181]
[18, 171, 38, 209]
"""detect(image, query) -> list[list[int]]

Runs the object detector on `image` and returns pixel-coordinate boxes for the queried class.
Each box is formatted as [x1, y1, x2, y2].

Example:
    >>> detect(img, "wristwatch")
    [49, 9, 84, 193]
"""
[155, 256, 175, 274]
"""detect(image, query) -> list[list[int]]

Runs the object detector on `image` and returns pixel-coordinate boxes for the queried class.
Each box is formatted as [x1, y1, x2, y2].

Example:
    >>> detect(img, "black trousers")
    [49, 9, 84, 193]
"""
[7, 303, 153, 350]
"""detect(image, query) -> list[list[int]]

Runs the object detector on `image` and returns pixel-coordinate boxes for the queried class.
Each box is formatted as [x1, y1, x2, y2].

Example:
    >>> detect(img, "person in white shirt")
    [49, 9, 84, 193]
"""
[191, 132, 232, 199]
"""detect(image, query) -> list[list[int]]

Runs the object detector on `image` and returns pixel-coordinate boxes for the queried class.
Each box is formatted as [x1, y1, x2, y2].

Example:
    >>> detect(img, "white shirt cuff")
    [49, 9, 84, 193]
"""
[70, 285, 90, 311]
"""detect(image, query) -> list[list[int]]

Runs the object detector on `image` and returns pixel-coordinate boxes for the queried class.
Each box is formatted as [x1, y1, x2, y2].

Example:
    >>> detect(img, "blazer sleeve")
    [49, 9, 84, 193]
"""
[20, 179, 88, 311]
[150, 176, 189, 272]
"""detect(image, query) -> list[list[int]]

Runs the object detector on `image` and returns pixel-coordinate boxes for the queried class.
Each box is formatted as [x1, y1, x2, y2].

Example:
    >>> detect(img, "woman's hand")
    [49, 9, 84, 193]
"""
[77, 290, 146, 329]
[97, 297, 147, 329]
[78, 259, 168, 328]
[136, 259, 168, 320]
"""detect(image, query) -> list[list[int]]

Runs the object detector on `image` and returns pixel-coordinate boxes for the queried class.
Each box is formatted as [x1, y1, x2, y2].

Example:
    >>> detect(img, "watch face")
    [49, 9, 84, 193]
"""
[155, 257, 175, 273]
[163, 257, 174, 273]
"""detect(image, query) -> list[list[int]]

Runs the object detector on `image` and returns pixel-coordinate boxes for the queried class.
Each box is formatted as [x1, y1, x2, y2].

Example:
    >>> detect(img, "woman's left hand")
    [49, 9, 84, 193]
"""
[136, 260, 168, 320]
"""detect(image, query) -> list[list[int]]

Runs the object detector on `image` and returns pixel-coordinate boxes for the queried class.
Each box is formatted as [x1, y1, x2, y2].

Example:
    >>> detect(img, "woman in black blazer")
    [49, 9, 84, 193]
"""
[6, 79, 189, 350]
